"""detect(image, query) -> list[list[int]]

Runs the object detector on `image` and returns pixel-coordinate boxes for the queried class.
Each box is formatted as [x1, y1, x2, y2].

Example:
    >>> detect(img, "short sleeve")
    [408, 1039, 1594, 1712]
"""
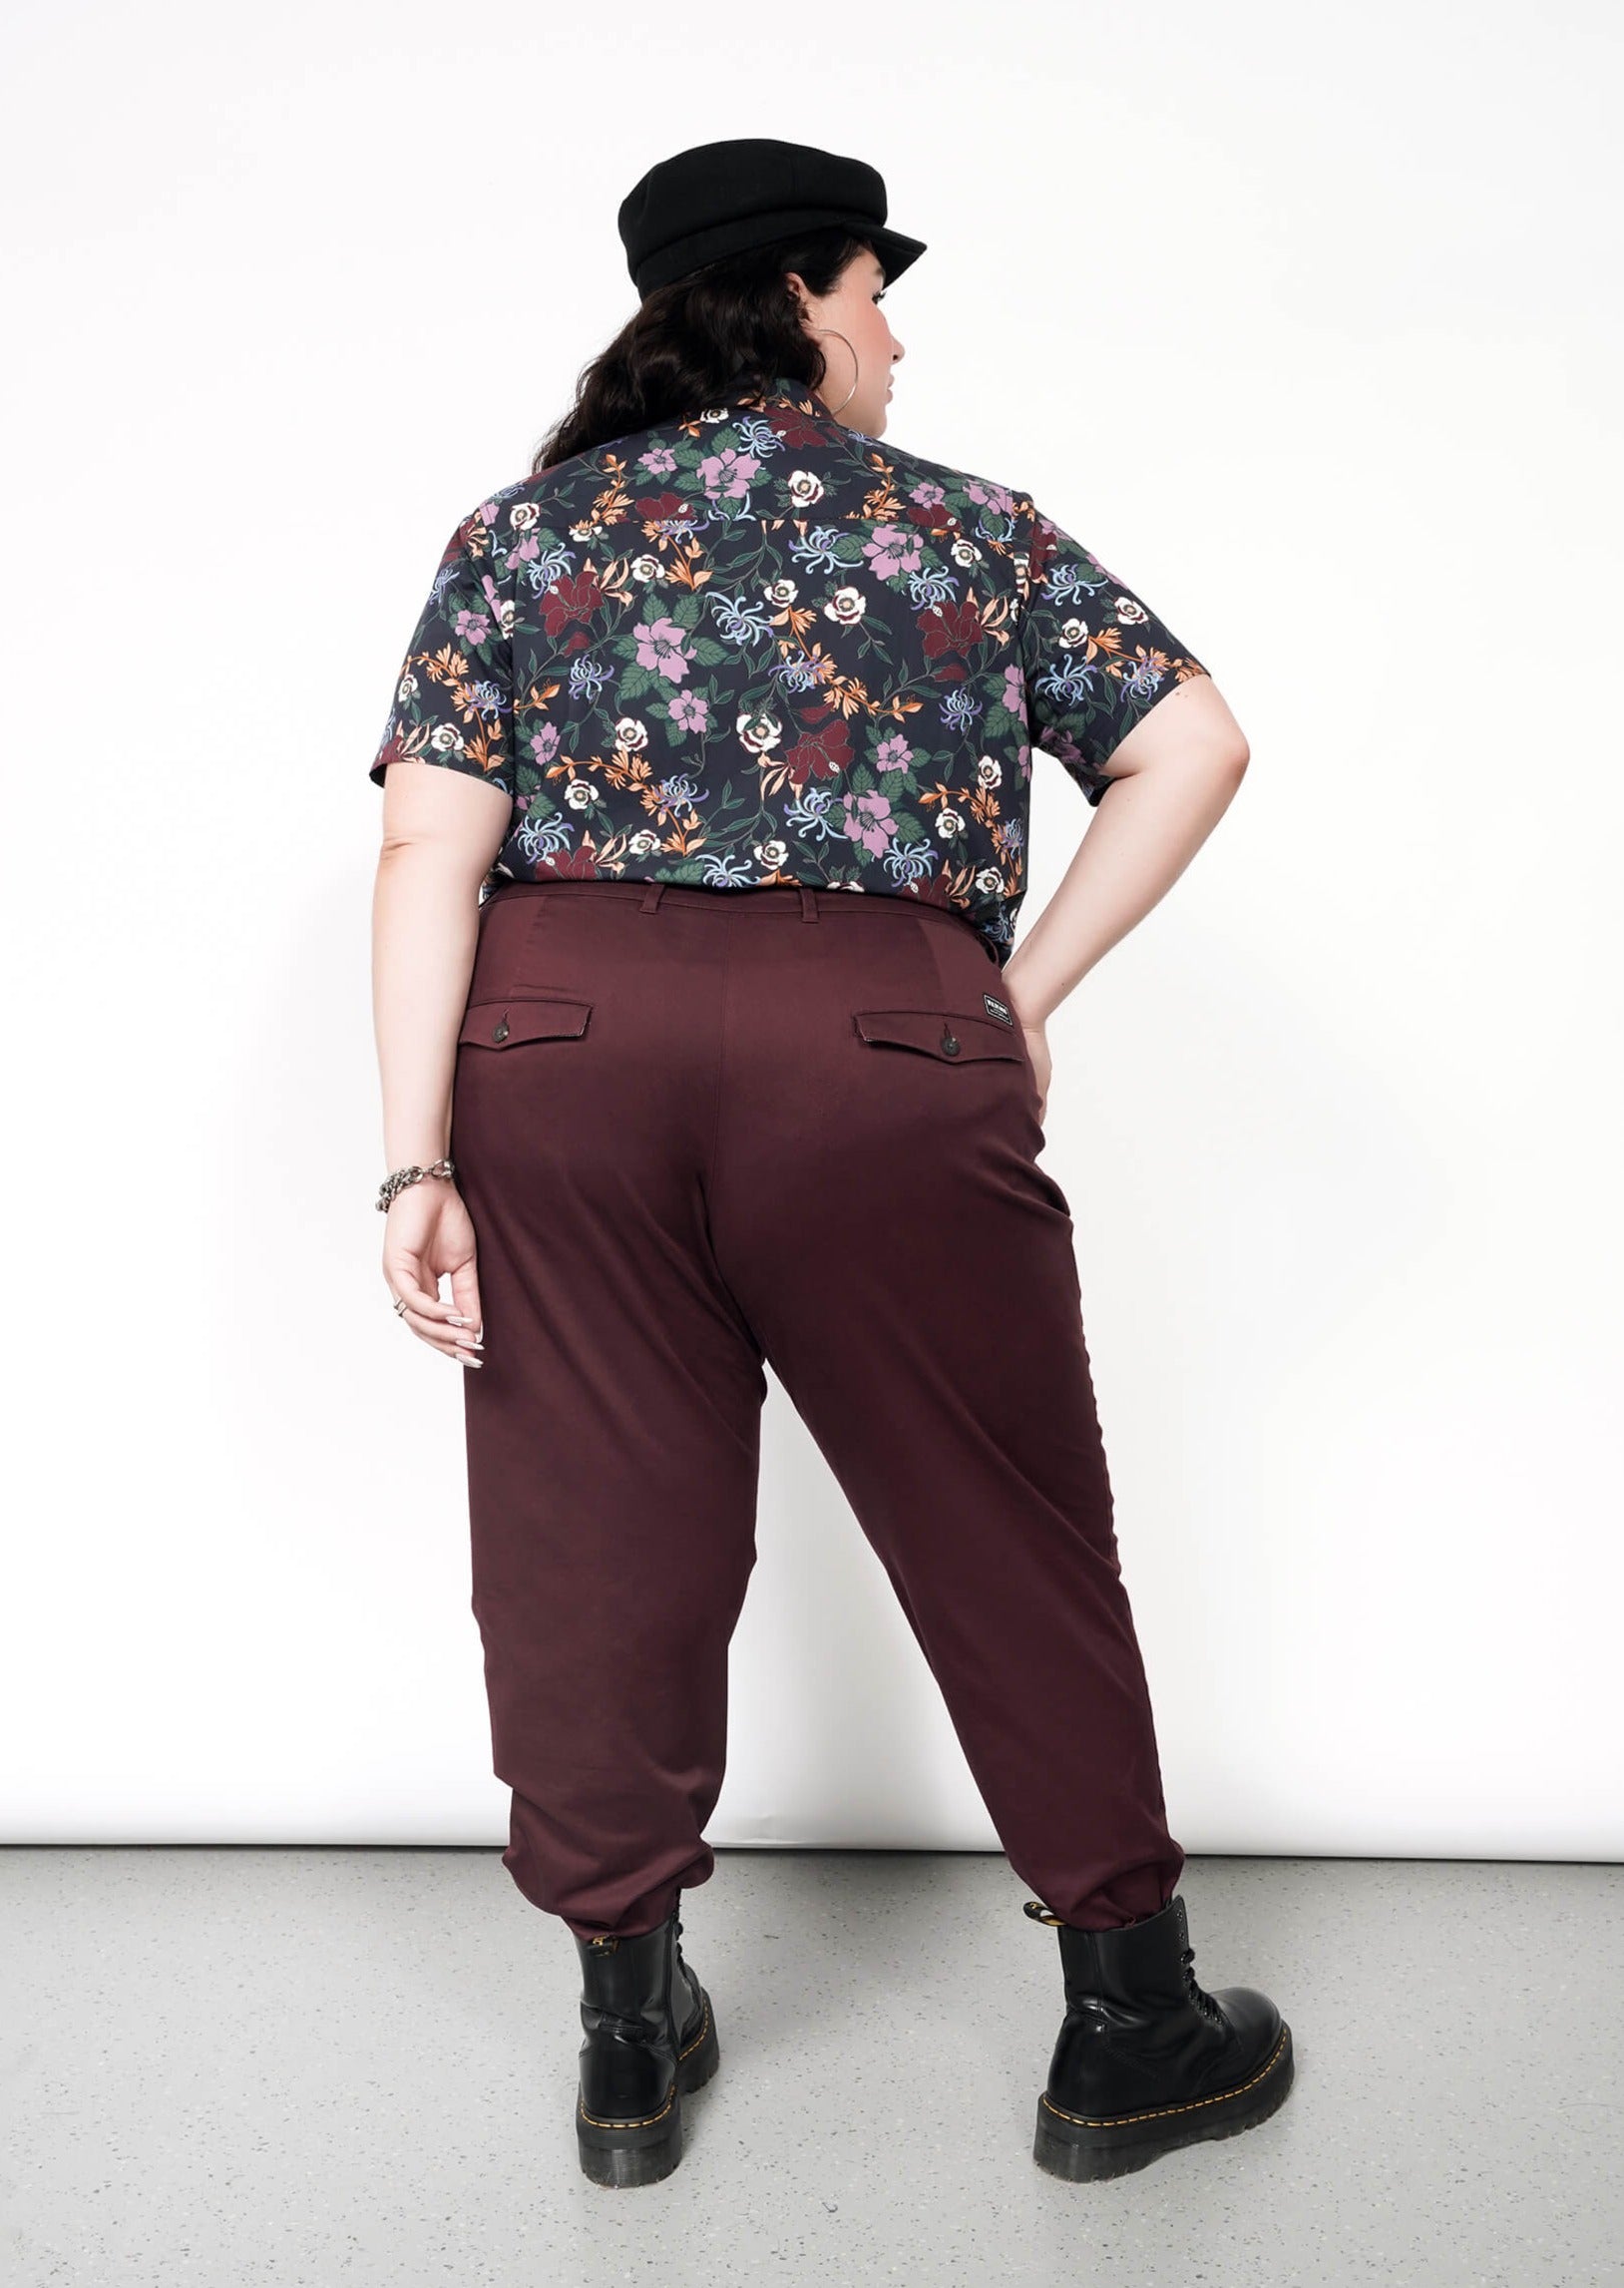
[369, 497, 515, 794]
[1016, 503, 1210, 805]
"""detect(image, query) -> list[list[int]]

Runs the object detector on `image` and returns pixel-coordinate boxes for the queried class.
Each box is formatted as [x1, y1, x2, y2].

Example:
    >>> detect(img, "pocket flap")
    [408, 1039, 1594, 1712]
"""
[853, 1008, 1022, 1063]
[459, 997, 592, 1048]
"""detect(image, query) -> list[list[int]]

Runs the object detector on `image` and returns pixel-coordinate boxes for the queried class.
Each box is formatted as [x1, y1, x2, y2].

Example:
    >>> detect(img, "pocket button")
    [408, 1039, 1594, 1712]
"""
[940, 1027, 961, 1057]
[492, 1015, 510, 1042]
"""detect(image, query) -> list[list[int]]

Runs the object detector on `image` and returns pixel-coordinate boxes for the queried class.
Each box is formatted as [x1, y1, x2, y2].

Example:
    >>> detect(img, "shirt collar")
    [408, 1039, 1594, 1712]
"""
[714, 368, 833, 423]
[762, 370, 825, 416]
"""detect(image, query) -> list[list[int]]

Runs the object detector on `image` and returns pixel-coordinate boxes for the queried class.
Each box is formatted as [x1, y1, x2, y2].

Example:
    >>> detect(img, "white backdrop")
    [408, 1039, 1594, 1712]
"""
[4, 0, 1619, 1870]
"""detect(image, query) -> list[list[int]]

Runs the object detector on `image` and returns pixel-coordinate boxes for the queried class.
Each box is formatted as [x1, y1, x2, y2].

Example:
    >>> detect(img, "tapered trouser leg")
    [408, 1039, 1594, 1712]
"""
[451, 879, 1184, 1940]
[451, 884, 766, 1940]
[704, 892, 1185, 1929]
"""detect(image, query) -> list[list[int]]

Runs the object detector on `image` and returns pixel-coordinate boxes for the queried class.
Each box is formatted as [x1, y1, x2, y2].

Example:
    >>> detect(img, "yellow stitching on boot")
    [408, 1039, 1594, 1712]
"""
[578, 2086, 675, 2130]
[577, 1997, 710, 2129]
[1038, 2025, 1290, 2129]
[677, 1995, 711, 2059]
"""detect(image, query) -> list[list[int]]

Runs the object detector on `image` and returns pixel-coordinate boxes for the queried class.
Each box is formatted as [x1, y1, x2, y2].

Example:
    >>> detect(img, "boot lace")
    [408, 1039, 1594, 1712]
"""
[1179, 1944, 1225, 2027]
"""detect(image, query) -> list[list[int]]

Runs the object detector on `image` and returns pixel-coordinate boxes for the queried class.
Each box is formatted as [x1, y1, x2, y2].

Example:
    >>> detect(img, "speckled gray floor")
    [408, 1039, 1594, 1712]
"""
[1, 1850, 1617, 2285]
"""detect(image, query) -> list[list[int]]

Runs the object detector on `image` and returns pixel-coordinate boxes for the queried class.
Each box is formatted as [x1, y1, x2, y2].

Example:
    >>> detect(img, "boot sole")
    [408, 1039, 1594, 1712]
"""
[1032, 2020, 1294, 2182]
[577, 1993, 721, 2188]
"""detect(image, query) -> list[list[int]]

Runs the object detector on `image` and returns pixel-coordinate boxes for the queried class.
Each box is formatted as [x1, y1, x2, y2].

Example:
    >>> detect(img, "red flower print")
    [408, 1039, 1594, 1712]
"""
[918, 596, 987, 672]
[904, 497, 958, 536]
[540, 563, 607, 640]
[539, 843, 607, 881]
[1025, 515, 1058, 587]
[767, 405, 831, 449]
[783, 707, 854, 790]
[635, 491, 694, 534]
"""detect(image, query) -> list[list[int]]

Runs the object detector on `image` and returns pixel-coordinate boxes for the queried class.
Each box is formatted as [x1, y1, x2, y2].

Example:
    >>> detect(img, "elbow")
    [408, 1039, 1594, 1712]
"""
[377, 825, 441, 862]
[374, 832, 490, 900]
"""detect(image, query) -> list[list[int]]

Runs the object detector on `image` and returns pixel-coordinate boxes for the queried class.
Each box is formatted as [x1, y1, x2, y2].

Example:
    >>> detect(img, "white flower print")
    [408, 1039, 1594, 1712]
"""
[736, 707, 784, 757]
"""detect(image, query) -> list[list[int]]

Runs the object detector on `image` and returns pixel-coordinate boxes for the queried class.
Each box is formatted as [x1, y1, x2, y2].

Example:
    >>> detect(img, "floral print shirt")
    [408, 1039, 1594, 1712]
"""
[370, 371, 1210, 965]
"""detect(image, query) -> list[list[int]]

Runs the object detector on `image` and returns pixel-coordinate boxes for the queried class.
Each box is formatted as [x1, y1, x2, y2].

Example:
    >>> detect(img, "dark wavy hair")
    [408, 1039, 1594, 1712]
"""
[530, 226, 876, 474]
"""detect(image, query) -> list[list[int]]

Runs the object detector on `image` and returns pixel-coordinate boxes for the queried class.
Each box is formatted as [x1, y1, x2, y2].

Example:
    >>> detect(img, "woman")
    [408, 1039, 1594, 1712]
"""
[368, 136, 1293, 2188]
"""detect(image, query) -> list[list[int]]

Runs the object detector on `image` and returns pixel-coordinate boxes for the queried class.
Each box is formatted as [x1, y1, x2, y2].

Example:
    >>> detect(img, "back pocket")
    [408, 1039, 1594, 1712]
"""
[458, 997, 593, 1050]
[852, 1007, 1022, 1064]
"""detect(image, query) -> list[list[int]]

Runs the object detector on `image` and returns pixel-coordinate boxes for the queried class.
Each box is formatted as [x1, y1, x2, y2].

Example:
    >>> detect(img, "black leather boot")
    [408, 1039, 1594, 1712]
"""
[1023, 1892, 1294, 2180]
[573, 1899, 719, 2187]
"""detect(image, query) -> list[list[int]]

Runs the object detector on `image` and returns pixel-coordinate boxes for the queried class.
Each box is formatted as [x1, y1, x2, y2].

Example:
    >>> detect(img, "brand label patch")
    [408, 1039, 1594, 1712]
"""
[983, 992, 1015, 1027]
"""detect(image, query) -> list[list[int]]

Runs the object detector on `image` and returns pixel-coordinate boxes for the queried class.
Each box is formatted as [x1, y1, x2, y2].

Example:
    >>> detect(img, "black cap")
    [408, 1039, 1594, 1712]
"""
[617, 136, 927, 299]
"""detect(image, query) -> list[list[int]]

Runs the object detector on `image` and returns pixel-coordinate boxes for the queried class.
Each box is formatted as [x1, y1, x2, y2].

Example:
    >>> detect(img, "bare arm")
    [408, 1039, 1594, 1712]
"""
[1000, 675, 1250, 1106]
[373, 761, 512, 1362]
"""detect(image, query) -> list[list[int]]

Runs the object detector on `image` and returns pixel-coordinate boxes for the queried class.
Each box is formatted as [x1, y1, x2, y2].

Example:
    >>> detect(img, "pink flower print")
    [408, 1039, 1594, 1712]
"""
[636, 615, 692, 684]
[453, 607, 491, 645]
[528, 722, 562, 767]
[963, 476, 1016, 518]
[874, 732, 914, 774]
[638, 445, 678, 477]
[908, 479, 948, 507]
[865, 524, 922, 581]
[506, 532, 541, 567]
[669, 688, 710, 733]
[697, 446, 761, 501]
[1002, 662, 1024, 716]
[841, 787, 896, 857]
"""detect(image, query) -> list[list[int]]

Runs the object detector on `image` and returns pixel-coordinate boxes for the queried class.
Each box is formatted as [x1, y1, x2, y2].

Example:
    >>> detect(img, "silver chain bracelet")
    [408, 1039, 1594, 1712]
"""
[375, 1156, 457, 1212]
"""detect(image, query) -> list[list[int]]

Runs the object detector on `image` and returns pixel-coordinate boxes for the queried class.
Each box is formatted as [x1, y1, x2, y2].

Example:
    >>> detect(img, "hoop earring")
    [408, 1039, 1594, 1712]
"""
[808, 325, 859, 414]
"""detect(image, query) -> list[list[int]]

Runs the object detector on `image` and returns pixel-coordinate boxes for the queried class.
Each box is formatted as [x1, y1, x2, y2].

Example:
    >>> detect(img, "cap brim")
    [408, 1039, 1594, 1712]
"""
[865, 226, 927, 284]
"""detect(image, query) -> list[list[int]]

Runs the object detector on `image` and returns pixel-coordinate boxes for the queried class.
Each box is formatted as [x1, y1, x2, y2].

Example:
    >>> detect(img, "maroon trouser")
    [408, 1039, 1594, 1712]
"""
[450, 878, 1185, 1940]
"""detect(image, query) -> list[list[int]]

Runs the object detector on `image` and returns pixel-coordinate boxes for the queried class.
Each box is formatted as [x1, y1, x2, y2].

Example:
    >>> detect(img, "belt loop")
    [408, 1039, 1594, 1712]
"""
[798, 883, 819, 923]
[640, 881, 666, 913]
